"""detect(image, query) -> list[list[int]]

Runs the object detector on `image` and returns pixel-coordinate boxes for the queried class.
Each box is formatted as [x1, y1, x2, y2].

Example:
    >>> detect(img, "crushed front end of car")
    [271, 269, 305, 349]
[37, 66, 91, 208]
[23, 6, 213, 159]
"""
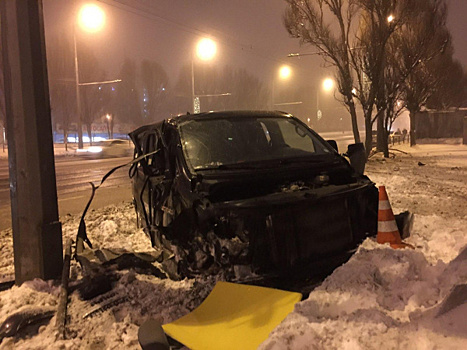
[129, 111, 378, 281]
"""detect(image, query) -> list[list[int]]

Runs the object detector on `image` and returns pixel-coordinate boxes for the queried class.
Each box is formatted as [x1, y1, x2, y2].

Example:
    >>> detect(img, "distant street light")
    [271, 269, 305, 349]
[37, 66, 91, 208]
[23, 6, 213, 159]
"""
[78, 4, 106, 32]
[192, 38, 217, 113]
[322, 78, 334, 92]
[272, 65, 302, 109]
[196, 38, 217, 61]
[74, 2, 107, 149]
[279, 65, 292, 80]
[317, 78, 335, 121]
[73, 3, 119, 148]
[387, 15, 395, 23]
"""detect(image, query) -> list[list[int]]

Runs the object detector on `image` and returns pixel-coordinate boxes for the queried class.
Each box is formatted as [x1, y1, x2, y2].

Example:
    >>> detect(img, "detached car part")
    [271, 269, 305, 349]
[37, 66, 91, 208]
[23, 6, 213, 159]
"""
[129, 111, 378, 280]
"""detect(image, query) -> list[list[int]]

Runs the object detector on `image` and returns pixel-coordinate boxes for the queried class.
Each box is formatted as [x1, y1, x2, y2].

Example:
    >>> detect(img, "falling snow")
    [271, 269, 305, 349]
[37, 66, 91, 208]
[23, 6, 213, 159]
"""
[0, 141, 466, 349]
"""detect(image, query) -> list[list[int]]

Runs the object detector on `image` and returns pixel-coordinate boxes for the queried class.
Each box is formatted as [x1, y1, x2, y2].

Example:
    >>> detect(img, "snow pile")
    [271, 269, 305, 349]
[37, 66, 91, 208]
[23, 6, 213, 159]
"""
[260, 143, 467, 349]
[0, 143, 466, 349]
[261, 243, 467, 349]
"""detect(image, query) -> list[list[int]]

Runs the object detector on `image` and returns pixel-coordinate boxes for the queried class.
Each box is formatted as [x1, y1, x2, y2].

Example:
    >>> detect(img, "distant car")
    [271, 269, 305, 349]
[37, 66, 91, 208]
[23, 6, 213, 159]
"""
[129, 111, 378, 281]
[76, 139, 132, 158]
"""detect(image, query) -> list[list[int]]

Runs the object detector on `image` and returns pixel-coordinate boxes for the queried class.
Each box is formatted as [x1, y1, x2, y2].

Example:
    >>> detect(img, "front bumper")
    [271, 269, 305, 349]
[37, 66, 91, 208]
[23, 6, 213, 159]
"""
[199, 182, 378, 274]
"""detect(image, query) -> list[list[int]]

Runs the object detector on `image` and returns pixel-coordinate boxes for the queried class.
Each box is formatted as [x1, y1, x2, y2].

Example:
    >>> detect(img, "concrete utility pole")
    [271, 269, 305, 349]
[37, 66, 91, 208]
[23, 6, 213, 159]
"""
[1, 0, 63, 284]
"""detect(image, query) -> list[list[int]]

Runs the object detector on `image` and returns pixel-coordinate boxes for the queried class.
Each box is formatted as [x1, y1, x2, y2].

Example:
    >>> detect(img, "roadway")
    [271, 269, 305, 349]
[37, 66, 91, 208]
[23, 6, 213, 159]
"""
[318, 131, 365, 153]
[0, 156, 133, 230]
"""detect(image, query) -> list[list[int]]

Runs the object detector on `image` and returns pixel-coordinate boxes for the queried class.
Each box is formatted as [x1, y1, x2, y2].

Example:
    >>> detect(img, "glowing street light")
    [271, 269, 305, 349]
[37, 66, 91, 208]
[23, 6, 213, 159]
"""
[272, 65, 298, 108]
[279, 65, 292, 80]
[73, 3, 107, 149]
[317, 78, 335, 121]
[322, 78, 334, 92]
[387, 15, 395, 23]
[196, 38, 217, 61]
[78, 4, 106, 32]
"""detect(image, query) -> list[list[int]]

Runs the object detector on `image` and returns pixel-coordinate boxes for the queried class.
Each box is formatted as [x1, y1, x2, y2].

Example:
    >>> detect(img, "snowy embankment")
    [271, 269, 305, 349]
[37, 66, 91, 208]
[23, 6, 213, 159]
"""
[261, 142, 467, 350]
[0, 141, 466, 349]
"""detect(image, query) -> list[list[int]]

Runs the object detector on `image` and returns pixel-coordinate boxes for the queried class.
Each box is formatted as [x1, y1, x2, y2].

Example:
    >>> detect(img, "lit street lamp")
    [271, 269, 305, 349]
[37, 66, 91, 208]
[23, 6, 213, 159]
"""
[73, 3, 106, 149]
[196, 38, 217, 61]
[73, 3, 120, 148]
[272, 65, 291, 108]
[79, 4, 106, 32]
[322, 78, 334, 92]
[192, 38, 218, 114]
[316, 78, 335, 121]
[272, 65, 302, 108]
[279, 65, 291, 80]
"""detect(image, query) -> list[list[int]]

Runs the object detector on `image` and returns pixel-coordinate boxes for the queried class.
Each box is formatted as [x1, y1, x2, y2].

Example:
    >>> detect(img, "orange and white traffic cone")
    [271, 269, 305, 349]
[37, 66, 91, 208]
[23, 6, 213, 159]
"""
[377, 186, 414, 249]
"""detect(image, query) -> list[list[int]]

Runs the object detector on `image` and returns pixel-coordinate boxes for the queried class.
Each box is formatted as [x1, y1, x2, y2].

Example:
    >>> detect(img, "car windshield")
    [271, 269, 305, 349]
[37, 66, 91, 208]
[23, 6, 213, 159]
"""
[179, 116, 333, 170]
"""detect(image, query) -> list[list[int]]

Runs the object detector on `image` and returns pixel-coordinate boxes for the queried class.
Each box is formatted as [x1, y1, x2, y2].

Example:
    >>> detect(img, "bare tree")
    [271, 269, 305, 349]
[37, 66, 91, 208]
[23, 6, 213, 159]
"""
[81, 79, 109, 143]
[284, 0, 362, 144]
[47, 36, 75, 150]
[425, 56, 467, 111]
[77, 43, 108, 144]
[114, 58, 141, 127]
[141, 60, 169, 122]
[284, 0, 455, 157]
[349, 0, 421, 156]
[221, 67, 269, 110]
[207, 66, 269, 110]
[385, 0, 450, 147]
[173, 63, 268, 114]
[172, 64, 193, 115]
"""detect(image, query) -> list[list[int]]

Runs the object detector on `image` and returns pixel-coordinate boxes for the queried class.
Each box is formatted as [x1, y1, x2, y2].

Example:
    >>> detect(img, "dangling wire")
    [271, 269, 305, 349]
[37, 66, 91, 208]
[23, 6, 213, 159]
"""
[75, 149, 160, 255]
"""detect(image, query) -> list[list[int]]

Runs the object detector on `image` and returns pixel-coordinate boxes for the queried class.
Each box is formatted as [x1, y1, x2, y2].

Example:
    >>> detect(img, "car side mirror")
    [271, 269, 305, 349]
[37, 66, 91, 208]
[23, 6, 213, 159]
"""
[326, 140, 338, 153]
[346, 143, 366, 175]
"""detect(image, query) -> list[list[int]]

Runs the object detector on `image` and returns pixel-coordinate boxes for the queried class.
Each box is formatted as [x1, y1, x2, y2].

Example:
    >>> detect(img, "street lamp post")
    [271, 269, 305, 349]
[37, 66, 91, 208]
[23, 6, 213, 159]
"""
[72, 26, 84, 149]
[317, 78, 334, 121]
[191, 59, 197, 113]
[105, 114, 112, 139]
[272, 65, 303, 111]
[192, 38, 217, 114]
[73, 2, 106, 149]
[272, 65, 291, 108]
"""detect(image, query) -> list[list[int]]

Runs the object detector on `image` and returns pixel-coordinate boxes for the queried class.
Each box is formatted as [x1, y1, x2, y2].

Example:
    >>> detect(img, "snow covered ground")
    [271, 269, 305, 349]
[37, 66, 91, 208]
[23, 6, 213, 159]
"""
[0, 141, 466, 349]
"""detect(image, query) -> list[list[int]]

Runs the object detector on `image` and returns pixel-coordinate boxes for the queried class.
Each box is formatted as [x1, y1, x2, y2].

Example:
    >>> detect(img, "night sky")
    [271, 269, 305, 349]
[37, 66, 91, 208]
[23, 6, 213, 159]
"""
[42, 0, 467, 107]
[446, 0, 467, 68]
[43, 0, 323, 88]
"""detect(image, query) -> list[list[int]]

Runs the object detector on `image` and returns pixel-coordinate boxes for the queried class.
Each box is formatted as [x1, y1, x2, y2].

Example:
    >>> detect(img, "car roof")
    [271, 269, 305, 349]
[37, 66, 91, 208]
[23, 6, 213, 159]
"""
[129, 110, 298, 139]
[171, 110, 293, 124]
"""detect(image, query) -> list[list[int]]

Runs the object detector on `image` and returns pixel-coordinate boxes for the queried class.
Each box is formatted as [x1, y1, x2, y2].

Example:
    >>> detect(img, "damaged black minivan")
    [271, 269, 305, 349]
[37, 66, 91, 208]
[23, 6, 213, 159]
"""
[129, 111, 378, 280]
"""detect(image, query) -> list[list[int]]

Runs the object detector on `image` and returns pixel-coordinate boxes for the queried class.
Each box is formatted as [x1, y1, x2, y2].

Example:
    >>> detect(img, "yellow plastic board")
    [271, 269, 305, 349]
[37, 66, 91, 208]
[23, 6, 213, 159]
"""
[162, 281, 301, 350]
